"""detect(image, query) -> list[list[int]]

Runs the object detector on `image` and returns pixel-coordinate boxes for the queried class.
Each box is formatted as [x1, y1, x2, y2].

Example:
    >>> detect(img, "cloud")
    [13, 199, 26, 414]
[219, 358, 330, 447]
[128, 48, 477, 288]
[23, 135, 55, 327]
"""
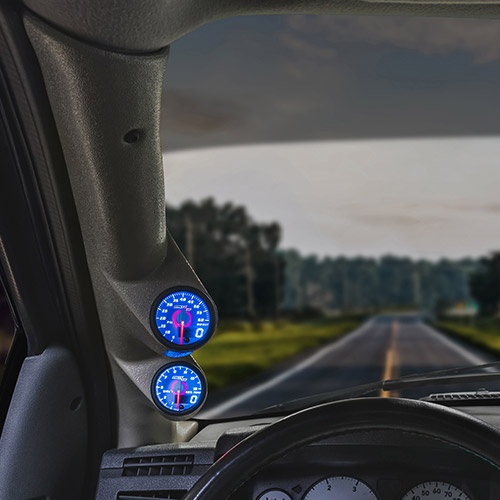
[279, 31, 338, 60]
[348, 212, 447, 229]
[286, 15, 500, 63]
[162, 15, 500, 151]
[162, 138, 500, 259]
[161, 89, 242, 135]
[341, 200, 500, 215]
[338, 200, 500, 231]
[439, 201, 500, 213]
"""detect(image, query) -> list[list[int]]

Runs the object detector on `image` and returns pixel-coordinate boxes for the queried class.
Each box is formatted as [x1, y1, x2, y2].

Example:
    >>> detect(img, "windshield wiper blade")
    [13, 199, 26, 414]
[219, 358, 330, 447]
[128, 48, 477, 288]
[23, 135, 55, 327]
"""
[254, 360, 500, 416]
[387, 359, 500, 380]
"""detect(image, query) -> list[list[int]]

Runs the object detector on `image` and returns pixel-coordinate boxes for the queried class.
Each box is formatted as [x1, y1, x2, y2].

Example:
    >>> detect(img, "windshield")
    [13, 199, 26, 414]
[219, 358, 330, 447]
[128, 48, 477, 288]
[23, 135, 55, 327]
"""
[161, 14, 500, 418]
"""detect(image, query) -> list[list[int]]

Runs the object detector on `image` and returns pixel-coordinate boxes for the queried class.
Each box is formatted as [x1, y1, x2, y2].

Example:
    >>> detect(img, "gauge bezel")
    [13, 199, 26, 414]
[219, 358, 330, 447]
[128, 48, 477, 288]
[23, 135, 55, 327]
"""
[302, 476, 379, 500]
[151, 360, 208, 417]
[150, 285, 218, 352]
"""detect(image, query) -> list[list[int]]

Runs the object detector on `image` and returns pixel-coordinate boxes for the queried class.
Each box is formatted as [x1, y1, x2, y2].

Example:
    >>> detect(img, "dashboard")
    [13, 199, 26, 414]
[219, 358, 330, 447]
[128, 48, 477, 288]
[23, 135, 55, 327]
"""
[96, 407, 500, 500]
[233, 431, 500, 500]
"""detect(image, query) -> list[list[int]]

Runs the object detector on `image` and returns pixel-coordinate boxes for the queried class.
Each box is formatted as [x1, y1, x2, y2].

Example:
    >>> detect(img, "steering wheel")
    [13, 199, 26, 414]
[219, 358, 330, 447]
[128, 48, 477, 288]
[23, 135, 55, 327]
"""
[185, 397, 500, 500]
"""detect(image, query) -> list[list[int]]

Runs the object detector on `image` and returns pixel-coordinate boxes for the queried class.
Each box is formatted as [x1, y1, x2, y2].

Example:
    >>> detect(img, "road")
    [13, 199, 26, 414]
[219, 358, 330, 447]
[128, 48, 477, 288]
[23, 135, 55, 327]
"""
[199, 315, 498, 419]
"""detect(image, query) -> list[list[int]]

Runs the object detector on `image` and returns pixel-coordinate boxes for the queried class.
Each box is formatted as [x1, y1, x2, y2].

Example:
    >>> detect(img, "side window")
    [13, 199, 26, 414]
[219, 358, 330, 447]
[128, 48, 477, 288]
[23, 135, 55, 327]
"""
[0, 276, 26, 432]
[0, 280, 15, 382]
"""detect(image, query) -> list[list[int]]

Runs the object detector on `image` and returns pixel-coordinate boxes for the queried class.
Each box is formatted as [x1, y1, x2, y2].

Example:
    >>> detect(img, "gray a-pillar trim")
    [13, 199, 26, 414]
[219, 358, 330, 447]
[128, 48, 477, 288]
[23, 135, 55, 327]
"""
[24, 15, 204, 447]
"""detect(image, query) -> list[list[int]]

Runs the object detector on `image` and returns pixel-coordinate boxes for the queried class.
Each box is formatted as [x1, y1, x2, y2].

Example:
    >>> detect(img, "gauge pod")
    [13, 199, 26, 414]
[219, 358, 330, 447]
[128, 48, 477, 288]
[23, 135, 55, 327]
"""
[151, 361, 208, 417]
[151, 286, 218, 353]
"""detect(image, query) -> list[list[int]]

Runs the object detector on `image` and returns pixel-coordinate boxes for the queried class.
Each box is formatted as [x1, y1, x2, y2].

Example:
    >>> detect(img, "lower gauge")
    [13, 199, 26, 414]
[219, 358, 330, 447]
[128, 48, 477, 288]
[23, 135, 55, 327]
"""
[256, 490, 292, 500]
[303, 476, 378, 499]
[402, 482, 471, 500]
[151, 361, 207, 417]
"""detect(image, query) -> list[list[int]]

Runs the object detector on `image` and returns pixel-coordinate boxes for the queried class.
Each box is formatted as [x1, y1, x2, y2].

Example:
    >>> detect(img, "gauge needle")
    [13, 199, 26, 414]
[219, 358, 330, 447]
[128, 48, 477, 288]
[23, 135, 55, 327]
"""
[180, 320, 185, 344]
[176, 389, 181, 410]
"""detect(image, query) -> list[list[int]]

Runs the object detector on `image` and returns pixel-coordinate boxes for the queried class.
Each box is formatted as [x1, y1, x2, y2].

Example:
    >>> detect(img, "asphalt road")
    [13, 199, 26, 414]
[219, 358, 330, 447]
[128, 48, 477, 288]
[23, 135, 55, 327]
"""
[199, 315, 499, 419]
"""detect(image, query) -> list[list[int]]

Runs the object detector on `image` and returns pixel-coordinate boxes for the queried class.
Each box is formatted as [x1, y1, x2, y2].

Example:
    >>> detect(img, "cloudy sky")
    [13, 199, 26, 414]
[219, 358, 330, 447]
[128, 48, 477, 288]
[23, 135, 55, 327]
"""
[161, 14, 500, 259]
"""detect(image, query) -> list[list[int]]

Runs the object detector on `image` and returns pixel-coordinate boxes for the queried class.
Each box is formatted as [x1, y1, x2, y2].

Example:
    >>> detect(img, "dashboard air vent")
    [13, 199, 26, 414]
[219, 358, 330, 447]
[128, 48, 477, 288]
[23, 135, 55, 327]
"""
[117, 492, 187, 499]
[422, 390, 500, 406]
[122, 455, 194, 477]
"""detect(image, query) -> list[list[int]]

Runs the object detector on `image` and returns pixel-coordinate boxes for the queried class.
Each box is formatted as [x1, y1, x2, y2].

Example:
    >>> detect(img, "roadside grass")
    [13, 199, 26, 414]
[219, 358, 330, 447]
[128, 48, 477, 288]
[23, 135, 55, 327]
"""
[436, 319, 500, 356]
[194, 318, 362, 391]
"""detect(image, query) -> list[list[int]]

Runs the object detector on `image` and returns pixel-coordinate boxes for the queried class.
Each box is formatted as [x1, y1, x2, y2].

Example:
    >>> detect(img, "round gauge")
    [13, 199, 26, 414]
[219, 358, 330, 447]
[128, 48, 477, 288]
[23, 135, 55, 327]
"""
[151, 362, 207, 416]
[151, 287, 217, 352]
[402, 482, 471, 500]
[303, 476, 377, 499]
[256, 490, 292, 500]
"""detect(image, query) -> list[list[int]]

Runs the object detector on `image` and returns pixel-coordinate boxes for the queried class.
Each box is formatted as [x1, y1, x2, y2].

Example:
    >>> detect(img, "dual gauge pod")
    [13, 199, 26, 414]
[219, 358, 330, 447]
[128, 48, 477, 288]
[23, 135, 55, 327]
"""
[149, 286, 217, 418]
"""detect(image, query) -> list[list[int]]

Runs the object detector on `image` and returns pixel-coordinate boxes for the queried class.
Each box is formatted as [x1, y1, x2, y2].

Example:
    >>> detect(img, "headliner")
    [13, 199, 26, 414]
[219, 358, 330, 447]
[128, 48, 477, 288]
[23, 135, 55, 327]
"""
[22, 0, 500, 52]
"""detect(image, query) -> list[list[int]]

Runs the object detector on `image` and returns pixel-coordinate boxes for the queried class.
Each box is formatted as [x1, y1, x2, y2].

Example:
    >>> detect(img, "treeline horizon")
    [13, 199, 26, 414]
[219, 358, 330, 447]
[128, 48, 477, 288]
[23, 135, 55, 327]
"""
[282, 250, 475, 315]
[167, 198, 480, 319]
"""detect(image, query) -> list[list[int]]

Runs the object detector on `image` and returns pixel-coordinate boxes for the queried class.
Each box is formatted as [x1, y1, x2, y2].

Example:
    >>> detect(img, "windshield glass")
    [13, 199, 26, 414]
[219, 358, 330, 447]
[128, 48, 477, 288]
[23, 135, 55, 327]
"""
[161, 14, 500, 418]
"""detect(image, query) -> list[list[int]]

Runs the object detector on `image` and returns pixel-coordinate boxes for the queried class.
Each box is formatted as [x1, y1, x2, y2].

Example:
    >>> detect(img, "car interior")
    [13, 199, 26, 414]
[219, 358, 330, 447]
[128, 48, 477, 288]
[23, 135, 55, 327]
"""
[1, 1, 500, 499]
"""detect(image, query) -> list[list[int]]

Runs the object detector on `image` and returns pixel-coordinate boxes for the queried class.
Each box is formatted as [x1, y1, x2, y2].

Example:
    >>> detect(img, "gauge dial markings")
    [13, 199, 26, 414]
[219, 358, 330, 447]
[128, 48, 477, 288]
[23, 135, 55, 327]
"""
[152, 362, 207, 416]
[303, 476, 377, 499]
[152, 288, 216, 352]
[402, 481, 471, 500]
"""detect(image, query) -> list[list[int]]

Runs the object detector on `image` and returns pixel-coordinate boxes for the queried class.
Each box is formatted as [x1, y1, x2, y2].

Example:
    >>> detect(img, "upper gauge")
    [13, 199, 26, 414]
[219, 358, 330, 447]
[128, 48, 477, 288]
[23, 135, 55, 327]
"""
[151, 287, 217, 352]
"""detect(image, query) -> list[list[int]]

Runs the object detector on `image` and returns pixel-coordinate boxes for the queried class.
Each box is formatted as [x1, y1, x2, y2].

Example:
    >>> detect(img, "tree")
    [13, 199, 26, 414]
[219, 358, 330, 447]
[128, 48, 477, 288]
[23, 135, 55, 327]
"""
[167, 198, 478, 319]
[282, 252, 474, 315]
[167, 198, 285, 319]
[469, 252, 500, 316]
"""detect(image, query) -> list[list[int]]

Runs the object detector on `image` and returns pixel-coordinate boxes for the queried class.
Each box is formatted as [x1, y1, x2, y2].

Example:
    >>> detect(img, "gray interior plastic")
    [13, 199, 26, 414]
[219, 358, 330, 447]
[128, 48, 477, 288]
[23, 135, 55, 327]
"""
[25, 15, 168, 282]
[23, 0, 500, 52]
[25, 15, 208, 447]
[0, 347, 87, 500]
[22, 0, 500, 451]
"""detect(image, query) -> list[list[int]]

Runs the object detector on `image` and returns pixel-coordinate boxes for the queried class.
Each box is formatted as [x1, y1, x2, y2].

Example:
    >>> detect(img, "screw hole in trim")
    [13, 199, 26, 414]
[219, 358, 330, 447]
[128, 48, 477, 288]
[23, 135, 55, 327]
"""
[123, 129, 142, 144]
[70, 396, 82, 411]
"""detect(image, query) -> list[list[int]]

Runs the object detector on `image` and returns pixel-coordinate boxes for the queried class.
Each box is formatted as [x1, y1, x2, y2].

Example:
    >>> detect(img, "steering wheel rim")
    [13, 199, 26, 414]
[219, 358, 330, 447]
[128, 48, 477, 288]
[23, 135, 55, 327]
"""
[186, 397, 500, 500]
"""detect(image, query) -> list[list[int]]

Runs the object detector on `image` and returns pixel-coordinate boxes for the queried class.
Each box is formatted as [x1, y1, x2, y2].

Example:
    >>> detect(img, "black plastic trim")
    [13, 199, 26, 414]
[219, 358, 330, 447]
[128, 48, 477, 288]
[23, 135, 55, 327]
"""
[0, 3, 115, 496]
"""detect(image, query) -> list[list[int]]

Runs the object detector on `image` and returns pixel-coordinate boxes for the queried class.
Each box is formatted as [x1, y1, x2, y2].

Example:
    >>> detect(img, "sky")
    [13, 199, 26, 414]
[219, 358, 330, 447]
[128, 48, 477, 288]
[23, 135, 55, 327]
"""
[160, 14, 500, 259]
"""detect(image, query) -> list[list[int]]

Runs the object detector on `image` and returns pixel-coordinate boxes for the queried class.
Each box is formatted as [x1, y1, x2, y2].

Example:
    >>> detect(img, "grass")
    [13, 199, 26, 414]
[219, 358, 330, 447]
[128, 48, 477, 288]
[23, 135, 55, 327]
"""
[194, 318, 362, 391]
[436, 318, 500, 356]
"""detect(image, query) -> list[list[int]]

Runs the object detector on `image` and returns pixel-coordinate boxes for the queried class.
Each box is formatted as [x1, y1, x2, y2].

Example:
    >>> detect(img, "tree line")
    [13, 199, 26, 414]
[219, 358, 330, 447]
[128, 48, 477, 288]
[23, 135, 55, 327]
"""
[167, 199, 284, 319]
[282, 251, 475, 315]
[167, 199, 491, 319]
[469, 252, 500, 316]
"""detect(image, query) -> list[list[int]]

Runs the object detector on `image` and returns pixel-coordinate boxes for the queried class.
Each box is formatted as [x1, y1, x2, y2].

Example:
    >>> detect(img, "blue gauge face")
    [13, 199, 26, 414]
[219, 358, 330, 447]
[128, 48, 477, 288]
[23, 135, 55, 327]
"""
[152, 288, 216, 351]
[152, 363, 206, 415]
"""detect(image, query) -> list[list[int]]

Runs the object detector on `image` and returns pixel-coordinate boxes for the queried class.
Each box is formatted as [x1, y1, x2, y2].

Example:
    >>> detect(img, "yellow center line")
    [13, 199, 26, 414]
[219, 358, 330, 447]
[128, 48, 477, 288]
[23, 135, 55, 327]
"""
[380, 320, 400, 398]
